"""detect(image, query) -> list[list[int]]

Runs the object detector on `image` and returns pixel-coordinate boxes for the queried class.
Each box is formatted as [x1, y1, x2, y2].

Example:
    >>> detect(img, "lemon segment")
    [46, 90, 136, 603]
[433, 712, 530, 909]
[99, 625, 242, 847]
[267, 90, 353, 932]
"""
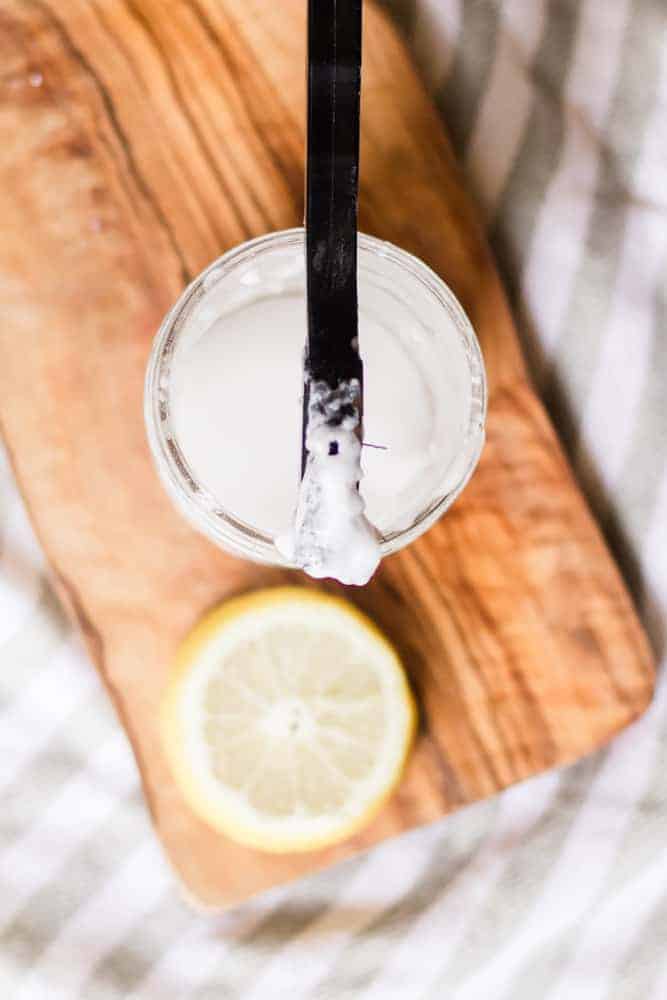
[161, 588, 416, 853]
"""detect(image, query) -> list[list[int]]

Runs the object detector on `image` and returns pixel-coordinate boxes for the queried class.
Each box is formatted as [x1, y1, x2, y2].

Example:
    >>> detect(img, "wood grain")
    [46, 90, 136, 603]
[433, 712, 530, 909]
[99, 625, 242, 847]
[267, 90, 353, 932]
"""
[0, 0, 655, 906]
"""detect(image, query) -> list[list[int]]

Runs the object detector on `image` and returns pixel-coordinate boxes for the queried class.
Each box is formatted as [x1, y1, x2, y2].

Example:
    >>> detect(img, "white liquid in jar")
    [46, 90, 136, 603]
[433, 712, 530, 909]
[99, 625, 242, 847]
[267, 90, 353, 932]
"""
[170, 287, 473, 571]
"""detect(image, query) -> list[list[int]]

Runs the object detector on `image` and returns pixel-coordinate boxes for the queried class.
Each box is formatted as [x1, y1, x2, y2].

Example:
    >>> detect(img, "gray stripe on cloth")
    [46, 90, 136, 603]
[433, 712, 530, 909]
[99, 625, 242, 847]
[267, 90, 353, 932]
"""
[0, 579, 71, 703]
[1, 743, 80, 843]
[541, 0, 664, 459]
[438, 0, 501, 155]
[487, 689, 667, 999]
[426, 753, 605, 995]
[189, 858, 364, 1000]
[510, 696, 667, 1000]
[85, 894, 193, 1000]
[489, 0, 579, 320]
[0, 794, 145, 973]
[599, 276, 667, 599]
[313, 799, 498, 999]
[0, 710, 117, 850]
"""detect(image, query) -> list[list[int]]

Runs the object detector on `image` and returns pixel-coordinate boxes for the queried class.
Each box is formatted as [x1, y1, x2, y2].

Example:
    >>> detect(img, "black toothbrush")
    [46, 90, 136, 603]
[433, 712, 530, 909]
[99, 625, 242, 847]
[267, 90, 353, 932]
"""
[302, 0, 363, 473]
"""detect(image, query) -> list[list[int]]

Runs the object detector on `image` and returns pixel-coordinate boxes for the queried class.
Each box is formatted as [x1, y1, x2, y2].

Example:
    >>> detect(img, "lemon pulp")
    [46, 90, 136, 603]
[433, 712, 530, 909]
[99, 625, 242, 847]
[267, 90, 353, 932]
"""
[161, 588, 415, 853]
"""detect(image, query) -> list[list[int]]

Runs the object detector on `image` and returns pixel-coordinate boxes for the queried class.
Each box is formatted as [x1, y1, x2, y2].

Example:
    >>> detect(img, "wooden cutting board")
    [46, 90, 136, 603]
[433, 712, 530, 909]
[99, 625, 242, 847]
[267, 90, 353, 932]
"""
[0, 0, 655, 907]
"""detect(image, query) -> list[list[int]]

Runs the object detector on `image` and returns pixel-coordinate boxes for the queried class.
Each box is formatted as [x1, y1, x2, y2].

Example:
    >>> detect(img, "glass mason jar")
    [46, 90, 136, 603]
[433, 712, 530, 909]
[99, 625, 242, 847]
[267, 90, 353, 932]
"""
[145, 228, 486, 567]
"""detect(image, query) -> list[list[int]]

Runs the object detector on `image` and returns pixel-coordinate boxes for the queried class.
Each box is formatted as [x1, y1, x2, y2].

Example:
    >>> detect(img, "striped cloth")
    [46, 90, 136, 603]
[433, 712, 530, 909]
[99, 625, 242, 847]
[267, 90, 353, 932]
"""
[1, 0, 666, 996]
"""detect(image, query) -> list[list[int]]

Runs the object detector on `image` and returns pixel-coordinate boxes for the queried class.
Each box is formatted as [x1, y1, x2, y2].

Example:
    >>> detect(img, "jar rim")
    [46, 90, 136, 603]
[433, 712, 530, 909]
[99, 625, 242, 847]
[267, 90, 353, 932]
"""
[145, 227, 487, 566]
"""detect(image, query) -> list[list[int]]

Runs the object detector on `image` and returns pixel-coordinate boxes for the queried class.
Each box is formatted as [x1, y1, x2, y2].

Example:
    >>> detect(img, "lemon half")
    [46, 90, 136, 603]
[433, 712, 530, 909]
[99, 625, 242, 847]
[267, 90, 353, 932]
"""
[161, 587, 415, 853]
